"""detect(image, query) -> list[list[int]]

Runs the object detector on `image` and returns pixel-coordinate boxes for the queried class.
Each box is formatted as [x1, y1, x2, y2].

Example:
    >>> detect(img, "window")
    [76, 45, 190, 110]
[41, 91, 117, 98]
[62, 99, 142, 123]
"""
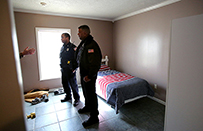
[35, 27, 71, 81]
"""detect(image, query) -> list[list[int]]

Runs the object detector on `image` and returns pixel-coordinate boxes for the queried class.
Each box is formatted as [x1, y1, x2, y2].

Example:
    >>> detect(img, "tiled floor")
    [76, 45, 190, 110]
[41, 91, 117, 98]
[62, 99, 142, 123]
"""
[24, 87, 165, 131]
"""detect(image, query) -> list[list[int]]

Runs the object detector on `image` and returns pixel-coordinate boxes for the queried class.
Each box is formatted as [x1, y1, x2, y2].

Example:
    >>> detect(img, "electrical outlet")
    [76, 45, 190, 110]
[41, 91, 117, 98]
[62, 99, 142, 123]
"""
[154, 84, 157, 89]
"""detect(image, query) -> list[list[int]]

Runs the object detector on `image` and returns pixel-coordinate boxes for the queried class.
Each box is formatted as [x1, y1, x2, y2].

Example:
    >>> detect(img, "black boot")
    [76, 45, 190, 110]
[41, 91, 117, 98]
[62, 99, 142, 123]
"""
[78, 106, 90, 113]
[61, 96, 72, 102]
[82, 117, 99, 127]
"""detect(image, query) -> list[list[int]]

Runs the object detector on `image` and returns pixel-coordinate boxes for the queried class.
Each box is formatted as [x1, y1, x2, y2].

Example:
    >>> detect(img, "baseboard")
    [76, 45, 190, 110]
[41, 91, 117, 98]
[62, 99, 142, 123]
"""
[147, 96, 166, 105]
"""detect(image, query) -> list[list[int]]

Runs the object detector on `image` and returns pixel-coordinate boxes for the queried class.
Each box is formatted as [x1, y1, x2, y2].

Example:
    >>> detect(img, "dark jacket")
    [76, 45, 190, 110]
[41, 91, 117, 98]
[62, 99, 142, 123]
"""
[76, 35, 102, 79]
[60, 42, 78, 70]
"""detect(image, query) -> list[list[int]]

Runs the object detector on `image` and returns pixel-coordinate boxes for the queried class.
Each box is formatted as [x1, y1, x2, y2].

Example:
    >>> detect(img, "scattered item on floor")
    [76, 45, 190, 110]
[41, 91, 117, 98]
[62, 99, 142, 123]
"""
[24, 89, 49, 104]
[26, 112, 36, 119]
[54, 88, 65, 95]
[31, 97, 41, 105]
[24, 88, 49, 94]
[31, 94, 49, 105]
[41, 94, 49, 102]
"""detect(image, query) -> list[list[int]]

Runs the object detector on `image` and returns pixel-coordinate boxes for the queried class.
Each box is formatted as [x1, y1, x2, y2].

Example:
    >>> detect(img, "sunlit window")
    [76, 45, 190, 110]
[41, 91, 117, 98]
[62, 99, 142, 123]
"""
[35, 27, 71, 81]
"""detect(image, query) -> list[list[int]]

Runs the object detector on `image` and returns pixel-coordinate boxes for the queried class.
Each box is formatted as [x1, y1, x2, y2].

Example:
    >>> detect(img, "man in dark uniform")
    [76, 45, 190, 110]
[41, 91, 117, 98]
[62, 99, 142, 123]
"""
[60, 33, 80, 106]
[75, 25, 102, 127]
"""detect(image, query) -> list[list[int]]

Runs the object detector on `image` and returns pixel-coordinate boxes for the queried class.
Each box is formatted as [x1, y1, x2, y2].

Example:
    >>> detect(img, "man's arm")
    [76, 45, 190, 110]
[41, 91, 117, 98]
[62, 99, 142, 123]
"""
[20, 47, 35, 59]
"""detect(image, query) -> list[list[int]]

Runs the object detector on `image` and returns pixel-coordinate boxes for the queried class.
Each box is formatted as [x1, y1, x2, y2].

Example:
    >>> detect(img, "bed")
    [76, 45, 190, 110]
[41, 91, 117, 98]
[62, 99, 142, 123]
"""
[96, 56, 154, 113]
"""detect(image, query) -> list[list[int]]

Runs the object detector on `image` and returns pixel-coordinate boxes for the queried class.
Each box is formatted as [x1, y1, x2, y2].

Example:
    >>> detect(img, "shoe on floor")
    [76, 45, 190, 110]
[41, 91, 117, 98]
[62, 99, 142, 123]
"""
[61, 97, 72, 102]
[82, 117, 99, 127]
[73, 99, 80, 107]
[41, 94, 49, 102]
[31, 97, 41, 105]
[54, 89, 65, 95]
[78, 107, 90, 113]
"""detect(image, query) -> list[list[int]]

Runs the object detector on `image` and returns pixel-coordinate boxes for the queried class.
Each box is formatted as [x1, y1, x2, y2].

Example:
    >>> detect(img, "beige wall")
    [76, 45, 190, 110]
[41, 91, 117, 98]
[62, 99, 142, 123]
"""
[0, 0, 26, 130]
[113, 0, 203, 101]
[14, 0, 203, 100]
[14, 13, 113, 92]
[1, 0, 203, 129]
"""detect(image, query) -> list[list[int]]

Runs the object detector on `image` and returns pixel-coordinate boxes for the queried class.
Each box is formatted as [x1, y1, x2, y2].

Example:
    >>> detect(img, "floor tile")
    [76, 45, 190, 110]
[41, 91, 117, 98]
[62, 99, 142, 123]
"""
[127, 126, 141, 131]
[77, 113, 89, 122]
[35, 123, 61, 131]
[35, 112, 58, 129]
[50, 94, 66, 104]
[24, 87, 165, 131]
[103, 113, 134, 131]
[24, 105, 35, 115]
[99, 108, 118, 121]
[54, 101, 73, 111]
[87, 120, 115, 131]
[25, 118, 35, 131]
[57, 108, 78, 121]
[60, 116, 84, 131]
[36, 104, 55, 116]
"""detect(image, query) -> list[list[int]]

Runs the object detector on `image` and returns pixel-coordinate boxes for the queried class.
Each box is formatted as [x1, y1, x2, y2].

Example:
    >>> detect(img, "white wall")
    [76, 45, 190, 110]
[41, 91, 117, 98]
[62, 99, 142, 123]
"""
[165, 14, 203, 131]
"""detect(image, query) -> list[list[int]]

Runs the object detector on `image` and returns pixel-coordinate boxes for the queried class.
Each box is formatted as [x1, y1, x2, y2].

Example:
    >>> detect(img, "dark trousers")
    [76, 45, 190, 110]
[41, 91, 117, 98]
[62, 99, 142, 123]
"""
[81, 75, 99, 117]
[61, 68, 80, 101]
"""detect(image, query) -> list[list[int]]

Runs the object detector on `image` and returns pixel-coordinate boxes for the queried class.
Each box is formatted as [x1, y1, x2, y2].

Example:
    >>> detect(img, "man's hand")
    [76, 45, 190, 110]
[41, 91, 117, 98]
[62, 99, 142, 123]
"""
[83, 76, 91, 82]
[22, 47, 36, 56]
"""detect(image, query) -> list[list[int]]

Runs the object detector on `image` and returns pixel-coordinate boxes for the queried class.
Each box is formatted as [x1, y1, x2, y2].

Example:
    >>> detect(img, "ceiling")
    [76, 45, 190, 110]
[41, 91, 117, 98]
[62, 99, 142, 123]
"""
[12, 0, 180, 21]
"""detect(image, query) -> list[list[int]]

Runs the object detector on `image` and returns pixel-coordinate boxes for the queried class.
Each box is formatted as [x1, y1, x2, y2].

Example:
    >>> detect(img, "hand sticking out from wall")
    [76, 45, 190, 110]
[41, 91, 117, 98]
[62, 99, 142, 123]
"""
[20, 47, 36, 59]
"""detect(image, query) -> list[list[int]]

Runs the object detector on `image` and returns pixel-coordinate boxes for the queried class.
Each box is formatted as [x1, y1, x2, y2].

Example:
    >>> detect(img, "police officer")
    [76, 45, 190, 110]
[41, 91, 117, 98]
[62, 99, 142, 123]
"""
[76, 25, 102, 127]
[60, 33, 80, 106]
